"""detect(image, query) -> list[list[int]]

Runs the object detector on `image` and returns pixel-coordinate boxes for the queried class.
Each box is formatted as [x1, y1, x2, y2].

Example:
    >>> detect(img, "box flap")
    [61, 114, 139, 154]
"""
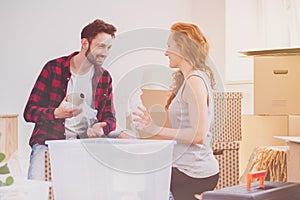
[274, 136, 300, 144]
[240, 47, 300, 56]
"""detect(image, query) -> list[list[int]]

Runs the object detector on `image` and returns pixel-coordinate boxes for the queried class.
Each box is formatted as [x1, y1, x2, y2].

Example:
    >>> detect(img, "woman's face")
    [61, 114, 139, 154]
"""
[165, 34, 183, 68]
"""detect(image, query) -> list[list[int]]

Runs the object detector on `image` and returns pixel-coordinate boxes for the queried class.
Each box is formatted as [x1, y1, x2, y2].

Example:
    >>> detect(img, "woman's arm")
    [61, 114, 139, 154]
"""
[133, 76, 209, 144]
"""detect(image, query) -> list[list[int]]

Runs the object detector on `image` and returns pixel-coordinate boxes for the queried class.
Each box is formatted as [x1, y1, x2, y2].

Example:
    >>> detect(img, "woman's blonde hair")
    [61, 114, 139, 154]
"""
[165, 22, 216, 109]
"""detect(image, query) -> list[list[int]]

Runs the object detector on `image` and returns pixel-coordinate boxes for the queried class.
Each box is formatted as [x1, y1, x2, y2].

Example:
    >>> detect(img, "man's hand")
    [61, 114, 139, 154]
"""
[87, 122, 107, 138]
[54, 98, 82, 119]
[117, 131, 135, 139]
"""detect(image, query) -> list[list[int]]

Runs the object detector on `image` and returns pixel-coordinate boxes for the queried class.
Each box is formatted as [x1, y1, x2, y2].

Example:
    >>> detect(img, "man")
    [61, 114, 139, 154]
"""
[24, 19, 119, 180]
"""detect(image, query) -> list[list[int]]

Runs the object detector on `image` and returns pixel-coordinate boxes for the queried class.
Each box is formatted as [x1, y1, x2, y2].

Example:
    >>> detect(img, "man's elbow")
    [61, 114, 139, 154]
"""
[23, 107, 33, 123]
[23, 111, 29, 122]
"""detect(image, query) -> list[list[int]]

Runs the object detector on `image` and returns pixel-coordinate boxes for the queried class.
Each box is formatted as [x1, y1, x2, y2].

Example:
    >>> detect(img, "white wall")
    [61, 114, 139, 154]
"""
[192, 0, 255, 114]
[192, 0, 226, 84]
[225, 0, 258, 82]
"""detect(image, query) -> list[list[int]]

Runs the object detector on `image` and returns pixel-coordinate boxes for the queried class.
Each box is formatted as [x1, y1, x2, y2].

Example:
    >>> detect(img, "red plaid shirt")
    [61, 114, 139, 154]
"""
[24, 52, 116, 146]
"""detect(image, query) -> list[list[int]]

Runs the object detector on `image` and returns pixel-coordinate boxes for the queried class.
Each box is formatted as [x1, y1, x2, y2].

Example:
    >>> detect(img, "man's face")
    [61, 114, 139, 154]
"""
[85, 32, 113, 66]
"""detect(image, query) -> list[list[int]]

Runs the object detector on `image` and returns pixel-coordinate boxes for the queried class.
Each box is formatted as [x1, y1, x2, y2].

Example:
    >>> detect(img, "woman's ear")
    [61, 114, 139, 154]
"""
[81, 38, 89, 51]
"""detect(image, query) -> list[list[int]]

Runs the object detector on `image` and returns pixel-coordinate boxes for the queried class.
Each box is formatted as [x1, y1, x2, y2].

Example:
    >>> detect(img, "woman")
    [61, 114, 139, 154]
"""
[133, 22, 219, 199]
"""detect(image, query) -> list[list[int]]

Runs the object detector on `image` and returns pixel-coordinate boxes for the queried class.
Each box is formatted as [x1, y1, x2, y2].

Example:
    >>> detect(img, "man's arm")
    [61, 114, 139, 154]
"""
[95, 70, 116, 134]
[23, 63, 56, 124]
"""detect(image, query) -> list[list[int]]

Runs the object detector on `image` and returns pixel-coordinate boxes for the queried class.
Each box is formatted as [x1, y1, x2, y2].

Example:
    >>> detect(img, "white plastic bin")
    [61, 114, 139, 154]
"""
[0, 180, 50, 200]
[46, 138, 175, 200]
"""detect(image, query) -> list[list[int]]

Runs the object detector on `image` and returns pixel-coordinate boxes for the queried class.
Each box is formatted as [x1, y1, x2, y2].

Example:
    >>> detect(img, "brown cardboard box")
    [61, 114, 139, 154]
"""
[240, 115, 300, 177]
[288, 115, 300, 136]
[254, 54, 300, 115]
[140, 88, 171, 112]
[241, 48, 300, 115]
[275, 136, 300, 183]
[286, 139, 300, 183]
[141, 88, 170, 129]
[240, 115, 288, 175]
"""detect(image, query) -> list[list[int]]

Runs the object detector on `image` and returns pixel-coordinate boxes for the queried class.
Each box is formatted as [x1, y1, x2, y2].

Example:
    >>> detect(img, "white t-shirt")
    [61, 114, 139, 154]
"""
[65, 66, 97, 139]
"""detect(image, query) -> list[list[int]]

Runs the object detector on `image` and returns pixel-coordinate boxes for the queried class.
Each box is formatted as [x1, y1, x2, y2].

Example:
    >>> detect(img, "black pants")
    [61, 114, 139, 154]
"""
[171, 167, 219, 200]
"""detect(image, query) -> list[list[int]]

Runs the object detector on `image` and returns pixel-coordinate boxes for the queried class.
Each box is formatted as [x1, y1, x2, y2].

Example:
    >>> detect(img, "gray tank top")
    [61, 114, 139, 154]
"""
[168, 70, 219, 178]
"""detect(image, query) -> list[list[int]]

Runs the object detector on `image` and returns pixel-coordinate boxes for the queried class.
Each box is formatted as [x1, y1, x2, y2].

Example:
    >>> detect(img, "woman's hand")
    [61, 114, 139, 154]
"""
[132, 106, 160, 134]
[132, 106, 152, 128]
[87, 122, 107, 138]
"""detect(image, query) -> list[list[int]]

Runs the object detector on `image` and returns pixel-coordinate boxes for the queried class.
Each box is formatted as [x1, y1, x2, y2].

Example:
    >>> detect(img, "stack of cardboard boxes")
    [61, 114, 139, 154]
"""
[241, 48, 300, 183]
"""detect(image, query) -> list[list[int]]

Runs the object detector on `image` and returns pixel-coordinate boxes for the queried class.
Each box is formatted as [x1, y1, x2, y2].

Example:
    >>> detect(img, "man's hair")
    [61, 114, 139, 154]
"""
[81, 19, 117, 42]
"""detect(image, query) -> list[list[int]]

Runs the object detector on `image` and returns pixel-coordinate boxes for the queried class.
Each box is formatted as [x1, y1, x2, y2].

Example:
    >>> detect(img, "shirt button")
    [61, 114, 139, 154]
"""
[62, 122, 65, 125]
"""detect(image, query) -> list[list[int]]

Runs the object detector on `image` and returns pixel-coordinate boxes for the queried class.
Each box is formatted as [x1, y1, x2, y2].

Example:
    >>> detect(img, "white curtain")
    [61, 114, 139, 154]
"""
[286, 0, 300, 46]
[258, 0, 300, 48]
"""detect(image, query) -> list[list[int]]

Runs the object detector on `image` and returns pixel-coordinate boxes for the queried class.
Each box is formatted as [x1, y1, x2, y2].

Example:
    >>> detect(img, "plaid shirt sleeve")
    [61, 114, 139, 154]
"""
[23, 62, 57, 124]
[23, 57, 69, 146]
[93, 69, 116, 134]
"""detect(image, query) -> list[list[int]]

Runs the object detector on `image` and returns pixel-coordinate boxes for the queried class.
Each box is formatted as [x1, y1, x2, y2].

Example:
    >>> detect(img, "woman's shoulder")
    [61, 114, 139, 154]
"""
[187, 70, 208, 78]
[187, 70, 211, 85]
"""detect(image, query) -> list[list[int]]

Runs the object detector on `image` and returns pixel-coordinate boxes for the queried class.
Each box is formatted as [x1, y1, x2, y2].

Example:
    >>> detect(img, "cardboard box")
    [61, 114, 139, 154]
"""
[253, 52, 300, 115]
[213, 141, 240, 189]
[141, 88, 170, 128]
[240, 115, 288, 175]
[240, 146, 288, 183]
[240, 115, 300, 177]
[241, 48, 300, 115]
[140, 88, 171, 111]
[275, 136, 300, 182]
[288, 115, 300, 136]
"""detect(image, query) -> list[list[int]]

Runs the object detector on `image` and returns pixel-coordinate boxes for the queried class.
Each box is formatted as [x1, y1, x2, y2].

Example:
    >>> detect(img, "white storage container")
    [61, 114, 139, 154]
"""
[46, 138, 175, 200]
[0, 180, 50, 200]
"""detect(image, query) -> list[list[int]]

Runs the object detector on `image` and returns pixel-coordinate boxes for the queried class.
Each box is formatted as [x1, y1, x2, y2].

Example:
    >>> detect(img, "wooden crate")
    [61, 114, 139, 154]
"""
[0, 114, 18, 161]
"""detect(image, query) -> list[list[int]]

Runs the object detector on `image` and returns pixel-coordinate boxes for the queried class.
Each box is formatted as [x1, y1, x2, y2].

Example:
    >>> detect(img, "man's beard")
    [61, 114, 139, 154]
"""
[85, 47, 105, 66]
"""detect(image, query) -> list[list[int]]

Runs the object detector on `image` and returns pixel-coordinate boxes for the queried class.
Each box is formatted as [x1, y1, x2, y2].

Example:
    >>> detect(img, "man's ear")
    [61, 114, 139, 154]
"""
[81, 38, 89, 51]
